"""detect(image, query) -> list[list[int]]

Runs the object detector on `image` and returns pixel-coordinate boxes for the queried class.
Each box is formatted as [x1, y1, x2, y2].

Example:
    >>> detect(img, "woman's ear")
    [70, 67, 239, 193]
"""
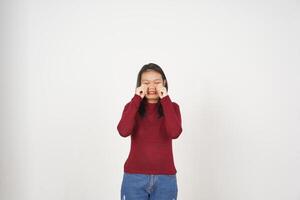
[163, 80, 166, 86]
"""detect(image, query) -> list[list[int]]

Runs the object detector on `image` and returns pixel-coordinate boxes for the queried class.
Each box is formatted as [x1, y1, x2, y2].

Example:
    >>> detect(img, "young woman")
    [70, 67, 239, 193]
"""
[117, 63, 183, 200]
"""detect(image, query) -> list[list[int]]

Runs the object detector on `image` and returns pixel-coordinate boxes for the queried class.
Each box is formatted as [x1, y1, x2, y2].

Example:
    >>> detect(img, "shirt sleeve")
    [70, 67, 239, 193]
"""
[117, 94, 142, 137]
[160, 95, 183, 139]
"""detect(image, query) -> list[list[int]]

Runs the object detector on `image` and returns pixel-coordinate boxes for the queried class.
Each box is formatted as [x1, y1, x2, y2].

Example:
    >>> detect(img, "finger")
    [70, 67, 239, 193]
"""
[144, 85, 149, 91]
[142, 86, 147, 93]
[141, 84, 147, 89]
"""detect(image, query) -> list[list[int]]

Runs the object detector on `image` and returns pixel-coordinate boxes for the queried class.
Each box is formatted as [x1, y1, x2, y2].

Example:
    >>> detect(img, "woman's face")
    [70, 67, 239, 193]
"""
[141, 70, 166, 102]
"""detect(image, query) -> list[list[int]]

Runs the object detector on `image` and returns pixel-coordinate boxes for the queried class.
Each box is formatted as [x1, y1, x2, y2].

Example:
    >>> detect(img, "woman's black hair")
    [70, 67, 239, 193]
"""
[136, 63, 168, 118]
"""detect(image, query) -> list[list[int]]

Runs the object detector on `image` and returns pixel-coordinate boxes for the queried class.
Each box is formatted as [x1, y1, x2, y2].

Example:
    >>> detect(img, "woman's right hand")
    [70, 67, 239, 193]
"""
[135, 84, 148, 98]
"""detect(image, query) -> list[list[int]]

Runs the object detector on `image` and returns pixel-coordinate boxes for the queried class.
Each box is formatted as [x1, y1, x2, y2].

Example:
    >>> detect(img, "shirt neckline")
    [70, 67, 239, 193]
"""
[145, 100, 159, 108]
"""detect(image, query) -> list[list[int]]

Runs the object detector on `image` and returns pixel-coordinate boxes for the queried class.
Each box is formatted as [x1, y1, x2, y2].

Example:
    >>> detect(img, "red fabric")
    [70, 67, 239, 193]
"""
[117, 94, 182, 175]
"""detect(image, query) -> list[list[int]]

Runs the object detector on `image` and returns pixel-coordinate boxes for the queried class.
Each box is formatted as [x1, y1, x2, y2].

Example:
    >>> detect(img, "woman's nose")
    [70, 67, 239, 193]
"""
[149, 83, 156, 89]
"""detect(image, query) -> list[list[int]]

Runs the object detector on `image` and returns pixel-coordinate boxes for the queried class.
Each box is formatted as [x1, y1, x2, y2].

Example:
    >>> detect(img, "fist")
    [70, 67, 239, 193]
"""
[135, 84, 148, 98]
[156, 84, 168, 99]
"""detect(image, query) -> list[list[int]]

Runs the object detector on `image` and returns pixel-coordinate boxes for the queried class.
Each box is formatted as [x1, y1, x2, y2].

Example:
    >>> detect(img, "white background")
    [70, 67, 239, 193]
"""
[1, 0, 300, 199]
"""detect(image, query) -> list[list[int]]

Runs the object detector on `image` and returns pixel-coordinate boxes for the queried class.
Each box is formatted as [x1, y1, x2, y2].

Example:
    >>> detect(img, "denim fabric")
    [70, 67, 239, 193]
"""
[121, 172, 178, 200]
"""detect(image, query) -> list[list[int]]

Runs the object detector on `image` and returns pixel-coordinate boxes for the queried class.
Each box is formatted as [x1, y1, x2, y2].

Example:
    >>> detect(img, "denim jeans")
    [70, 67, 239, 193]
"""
[121, 172, 178, 200]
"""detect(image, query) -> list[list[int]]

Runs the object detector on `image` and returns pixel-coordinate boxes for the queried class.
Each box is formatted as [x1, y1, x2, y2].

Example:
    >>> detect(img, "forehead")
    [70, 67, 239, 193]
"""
[141, 70, 163, 81]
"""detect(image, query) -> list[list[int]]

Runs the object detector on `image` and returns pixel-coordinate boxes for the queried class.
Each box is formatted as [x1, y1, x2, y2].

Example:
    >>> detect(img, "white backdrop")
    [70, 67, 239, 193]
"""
[1, 0, 300, 199]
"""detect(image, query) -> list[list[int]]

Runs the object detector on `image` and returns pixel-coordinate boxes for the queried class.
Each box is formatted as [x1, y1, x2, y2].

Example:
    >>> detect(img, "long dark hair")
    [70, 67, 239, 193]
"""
[136, 63, 168, 118]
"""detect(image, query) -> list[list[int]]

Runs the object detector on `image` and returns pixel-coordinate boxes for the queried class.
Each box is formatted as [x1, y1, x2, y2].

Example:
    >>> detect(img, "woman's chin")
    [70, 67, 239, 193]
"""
[145, 94, 159, 99]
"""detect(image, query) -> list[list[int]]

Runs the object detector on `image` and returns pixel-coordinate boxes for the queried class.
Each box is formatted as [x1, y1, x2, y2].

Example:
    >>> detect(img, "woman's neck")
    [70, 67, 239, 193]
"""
[146, 99, 159, 104]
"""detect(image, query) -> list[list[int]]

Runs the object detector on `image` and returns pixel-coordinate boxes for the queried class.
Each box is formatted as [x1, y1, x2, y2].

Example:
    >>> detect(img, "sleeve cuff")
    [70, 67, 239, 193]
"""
[131, 94, 143, 106]
[160, 95, 171, 104]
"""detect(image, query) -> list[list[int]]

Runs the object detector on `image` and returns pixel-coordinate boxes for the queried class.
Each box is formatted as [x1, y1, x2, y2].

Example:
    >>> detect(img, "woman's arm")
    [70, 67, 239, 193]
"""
[117, 94, 142, 137]
[160, 95, 182, 139]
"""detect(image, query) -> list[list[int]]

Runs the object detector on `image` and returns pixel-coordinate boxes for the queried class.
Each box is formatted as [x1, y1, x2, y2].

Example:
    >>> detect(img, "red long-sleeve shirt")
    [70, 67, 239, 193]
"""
[117, 94, 182, 175]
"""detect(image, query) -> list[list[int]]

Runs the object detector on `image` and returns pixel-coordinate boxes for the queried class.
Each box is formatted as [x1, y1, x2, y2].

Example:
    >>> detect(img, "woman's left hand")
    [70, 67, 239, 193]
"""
[156, 84, 168, 99]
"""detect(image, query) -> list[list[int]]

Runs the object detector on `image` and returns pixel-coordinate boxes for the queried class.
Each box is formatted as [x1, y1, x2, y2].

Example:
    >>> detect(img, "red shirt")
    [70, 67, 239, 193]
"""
[117, 94, 182, 175]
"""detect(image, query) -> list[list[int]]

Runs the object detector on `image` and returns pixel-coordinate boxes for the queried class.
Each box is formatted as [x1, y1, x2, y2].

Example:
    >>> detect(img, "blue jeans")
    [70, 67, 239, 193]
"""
[121, 172, 178, 200]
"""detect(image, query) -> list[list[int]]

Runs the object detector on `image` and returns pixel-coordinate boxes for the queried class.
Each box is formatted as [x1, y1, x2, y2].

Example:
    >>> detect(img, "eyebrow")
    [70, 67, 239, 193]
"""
[141, 79, 162, 82]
